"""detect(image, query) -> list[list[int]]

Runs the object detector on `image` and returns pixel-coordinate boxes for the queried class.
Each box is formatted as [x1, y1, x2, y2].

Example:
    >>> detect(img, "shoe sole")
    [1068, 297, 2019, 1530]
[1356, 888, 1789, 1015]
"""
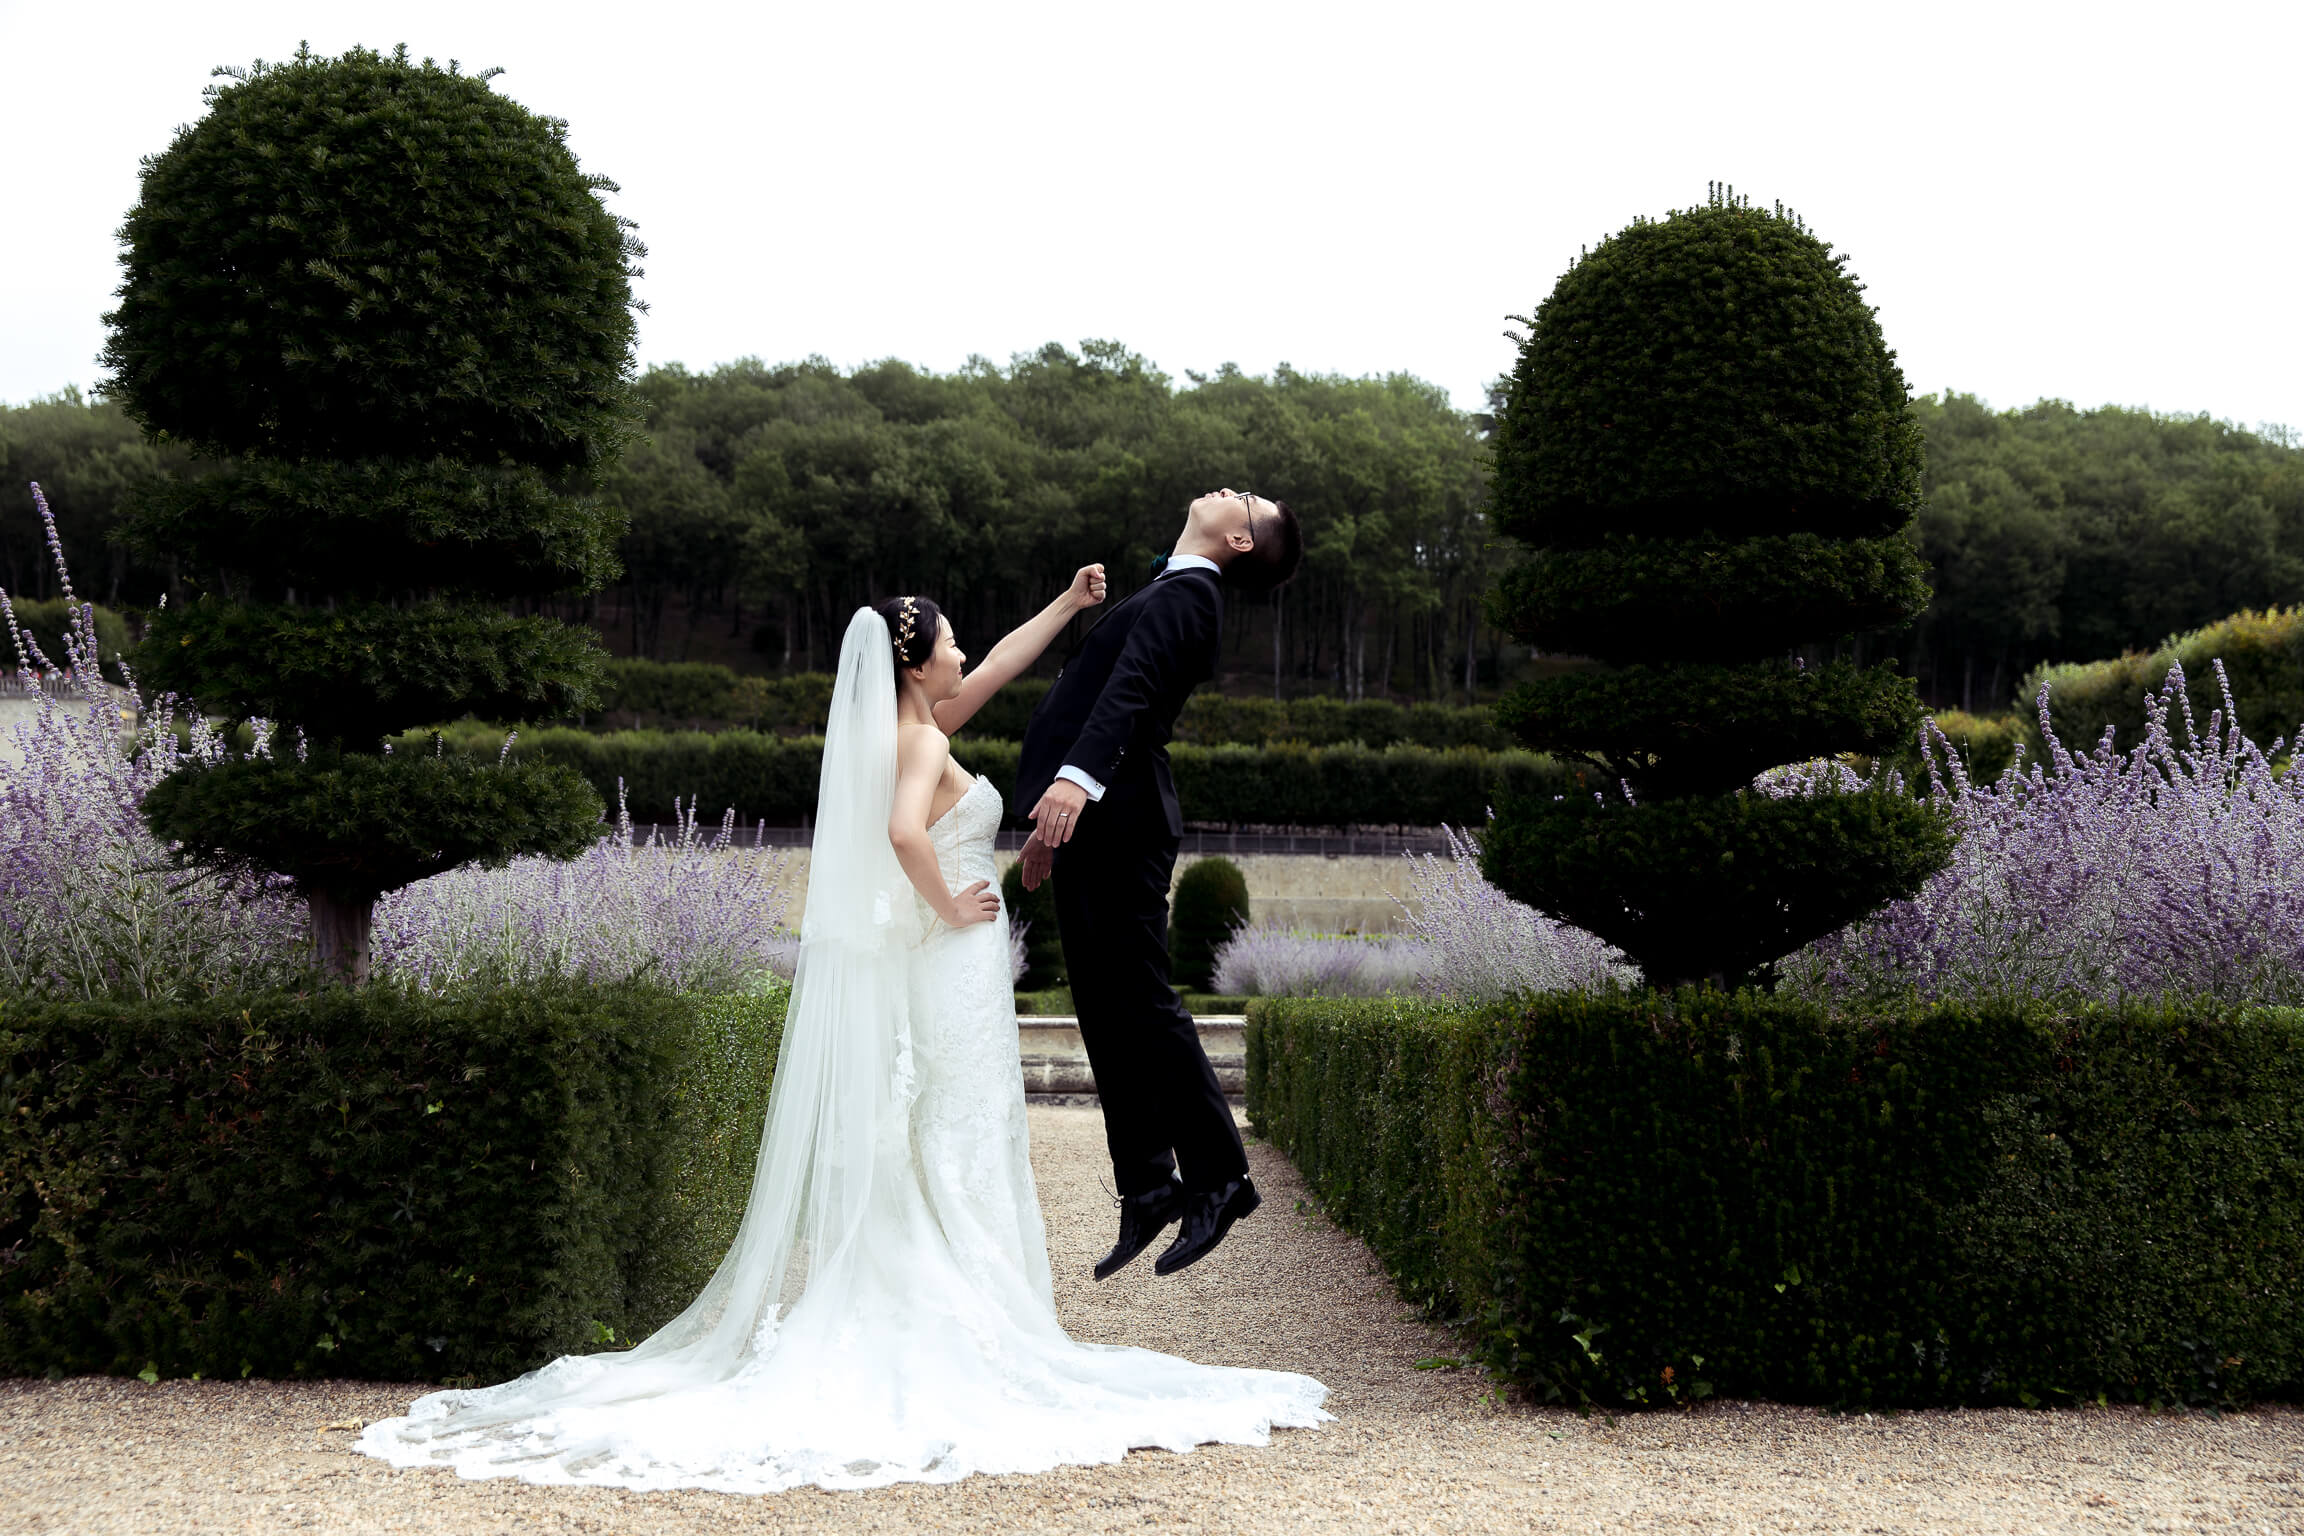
[1153, 1184, 1260, 1277]
[1092, 1205, 1182, 1282]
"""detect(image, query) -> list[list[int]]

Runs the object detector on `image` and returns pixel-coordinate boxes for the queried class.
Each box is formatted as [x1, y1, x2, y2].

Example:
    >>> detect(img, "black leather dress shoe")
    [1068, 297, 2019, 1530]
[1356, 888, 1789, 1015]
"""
[1153, 1176, 1261, 1276]
[1094, 1177, 1184, 1281]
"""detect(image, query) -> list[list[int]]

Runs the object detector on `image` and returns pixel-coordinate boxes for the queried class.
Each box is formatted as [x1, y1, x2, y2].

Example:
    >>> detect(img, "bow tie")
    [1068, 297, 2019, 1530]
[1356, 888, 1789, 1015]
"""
[1148, 553, 1169, 579]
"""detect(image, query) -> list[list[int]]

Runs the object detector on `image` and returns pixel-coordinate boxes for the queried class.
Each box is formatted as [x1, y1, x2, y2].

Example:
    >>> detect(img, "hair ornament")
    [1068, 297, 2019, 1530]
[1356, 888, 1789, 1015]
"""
[892, 595, 920, 659]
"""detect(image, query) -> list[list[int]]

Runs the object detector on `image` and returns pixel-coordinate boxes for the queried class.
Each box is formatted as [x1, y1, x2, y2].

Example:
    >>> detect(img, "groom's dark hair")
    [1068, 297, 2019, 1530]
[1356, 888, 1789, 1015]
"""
[1225, 498, 1303, 597]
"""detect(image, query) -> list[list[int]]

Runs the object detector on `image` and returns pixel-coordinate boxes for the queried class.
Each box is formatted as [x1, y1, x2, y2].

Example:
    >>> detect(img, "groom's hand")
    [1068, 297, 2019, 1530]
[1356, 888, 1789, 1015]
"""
[1018, 831, 1055, 891]
[1029, 779, 1090, 847]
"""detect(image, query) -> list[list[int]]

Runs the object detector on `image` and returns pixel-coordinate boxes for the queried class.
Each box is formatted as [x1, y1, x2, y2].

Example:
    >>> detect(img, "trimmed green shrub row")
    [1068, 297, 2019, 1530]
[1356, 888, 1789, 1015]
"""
[424, 723, 1581, 829]
[1246, 992, 2304, 1409]
[0, 981, 782, 1382]
[573, 661, 1512, 748]
[2018, 606, 2304, 754]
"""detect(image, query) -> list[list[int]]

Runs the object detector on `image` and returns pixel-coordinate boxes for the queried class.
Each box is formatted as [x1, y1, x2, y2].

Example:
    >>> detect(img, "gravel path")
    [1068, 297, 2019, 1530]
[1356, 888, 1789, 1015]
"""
[3, 1105, 2297, 1533]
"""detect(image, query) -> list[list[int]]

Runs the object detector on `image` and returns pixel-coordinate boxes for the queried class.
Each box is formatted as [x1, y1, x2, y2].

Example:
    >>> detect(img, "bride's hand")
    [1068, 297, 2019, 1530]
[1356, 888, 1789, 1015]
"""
[942, 879, 1000, 929]
[1066, 564, 1107, 610]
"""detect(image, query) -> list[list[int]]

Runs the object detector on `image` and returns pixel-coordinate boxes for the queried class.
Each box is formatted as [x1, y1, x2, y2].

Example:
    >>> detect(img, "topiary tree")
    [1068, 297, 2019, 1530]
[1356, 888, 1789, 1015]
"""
[1000, 860, 1065, 991]
[1482, 188, 1951, 988]
[104, 46, 638, 980]
[1169, 856, 1250, 992]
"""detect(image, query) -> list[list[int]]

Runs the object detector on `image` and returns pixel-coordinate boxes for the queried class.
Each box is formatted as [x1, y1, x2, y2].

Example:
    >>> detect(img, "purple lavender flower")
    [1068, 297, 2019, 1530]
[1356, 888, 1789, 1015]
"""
[1781, 662, 2304, 1007]
[1392, 824, 1640, 1001]
[1211, 922, 1435, 998]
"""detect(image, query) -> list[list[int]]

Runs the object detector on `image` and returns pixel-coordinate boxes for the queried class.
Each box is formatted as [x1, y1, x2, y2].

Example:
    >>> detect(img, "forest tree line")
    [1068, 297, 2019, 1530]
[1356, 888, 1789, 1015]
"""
[5, 354, 2302, 711]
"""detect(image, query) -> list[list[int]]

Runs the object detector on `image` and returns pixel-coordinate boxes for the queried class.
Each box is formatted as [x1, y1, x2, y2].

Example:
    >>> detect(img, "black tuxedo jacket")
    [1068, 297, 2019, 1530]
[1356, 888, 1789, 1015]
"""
[1016, 566, 1222, 838]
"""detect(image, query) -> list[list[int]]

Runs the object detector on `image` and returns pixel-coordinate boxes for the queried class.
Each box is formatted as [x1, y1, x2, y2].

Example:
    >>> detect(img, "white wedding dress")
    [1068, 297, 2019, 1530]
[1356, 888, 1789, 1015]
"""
[356, 611, 1329, 1494]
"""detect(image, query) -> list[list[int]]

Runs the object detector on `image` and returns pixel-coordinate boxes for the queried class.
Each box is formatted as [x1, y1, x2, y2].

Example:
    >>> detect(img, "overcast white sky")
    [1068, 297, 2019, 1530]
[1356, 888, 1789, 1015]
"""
[4, 0, 2297, 430]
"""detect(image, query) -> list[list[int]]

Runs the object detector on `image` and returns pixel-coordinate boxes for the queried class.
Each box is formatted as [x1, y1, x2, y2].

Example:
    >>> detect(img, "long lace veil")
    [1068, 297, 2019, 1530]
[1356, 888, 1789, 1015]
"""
[394, 607, 920, 1424]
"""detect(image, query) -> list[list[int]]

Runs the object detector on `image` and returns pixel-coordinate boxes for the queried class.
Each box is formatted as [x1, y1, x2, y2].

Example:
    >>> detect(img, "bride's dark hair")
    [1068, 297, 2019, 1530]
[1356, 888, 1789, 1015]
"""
[875, 595, 944, 680]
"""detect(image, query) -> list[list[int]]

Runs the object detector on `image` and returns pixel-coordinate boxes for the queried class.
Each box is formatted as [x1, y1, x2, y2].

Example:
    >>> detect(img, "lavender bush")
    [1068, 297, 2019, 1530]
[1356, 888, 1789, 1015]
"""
[1211, 923, 1435, 999]
[1782, 663, 2304, 1007]
[0, 488, 310, 1000]
[1393, 823, 1640, 1001]
[371, 791, 794, 996]
[1, 483, 798, 1002]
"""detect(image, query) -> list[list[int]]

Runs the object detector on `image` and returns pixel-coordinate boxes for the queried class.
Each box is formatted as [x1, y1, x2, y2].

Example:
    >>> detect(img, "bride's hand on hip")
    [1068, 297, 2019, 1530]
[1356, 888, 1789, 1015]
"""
[1067, 564, 1107, 610]
[943, 879, 1000, 929]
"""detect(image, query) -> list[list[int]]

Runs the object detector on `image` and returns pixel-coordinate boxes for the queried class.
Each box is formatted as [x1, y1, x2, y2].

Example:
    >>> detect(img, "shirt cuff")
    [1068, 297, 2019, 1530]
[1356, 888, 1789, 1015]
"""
[1054, 764, 1107, 801]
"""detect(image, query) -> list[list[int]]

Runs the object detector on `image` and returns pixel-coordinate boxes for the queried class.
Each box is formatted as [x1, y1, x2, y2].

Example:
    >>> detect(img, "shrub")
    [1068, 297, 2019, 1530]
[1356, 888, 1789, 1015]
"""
[1393, 824, 1638, 1000]
[108, 46, 637, 979]
[428, 723, 1582, 830]
[373, 795, 794, 997]
[1785, 664, 2304, 1008]
[1000, 861, 1064, 989]
[1211, 924, 1432, 998]
[1170, 858, 1250, 990]
[0, 981, 784, 1383]
[1, 597, 131, 675]
[1485, 189, 1946, 984]
[1247, 990, 2304, 1409]
[2018, 606, 2304, 755]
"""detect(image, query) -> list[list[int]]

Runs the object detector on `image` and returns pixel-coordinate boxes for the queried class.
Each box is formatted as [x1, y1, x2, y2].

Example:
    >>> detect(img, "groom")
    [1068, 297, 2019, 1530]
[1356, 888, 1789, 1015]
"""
[1017, 489, 1303, 1279]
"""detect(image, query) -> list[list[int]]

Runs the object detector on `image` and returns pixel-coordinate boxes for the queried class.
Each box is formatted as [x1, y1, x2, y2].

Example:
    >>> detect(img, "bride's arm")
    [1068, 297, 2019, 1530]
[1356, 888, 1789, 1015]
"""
[888, 724, 1000, 928]
[931, 564, 1106, 736]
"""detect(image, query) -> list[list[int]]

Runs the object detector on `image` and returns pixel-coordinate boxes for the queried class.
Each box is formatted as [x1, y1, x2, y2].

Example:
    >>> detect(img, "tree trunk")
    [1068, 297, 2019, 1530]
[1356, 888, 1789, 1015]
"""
[307, 889, 376, 984]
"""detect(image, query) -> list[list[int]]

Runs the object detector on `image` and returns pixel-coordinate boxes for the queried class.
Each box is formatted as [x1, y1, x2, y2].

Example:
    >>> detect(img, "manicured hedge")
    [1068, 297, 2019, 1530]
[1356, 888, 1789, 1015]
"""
[1247, 992, 2304, 1409]
[2018, 606, 2304, 754]
[425, 722, 1582, 829]
[0, 982, 782, 1382]
[575, 661, 1512, 748]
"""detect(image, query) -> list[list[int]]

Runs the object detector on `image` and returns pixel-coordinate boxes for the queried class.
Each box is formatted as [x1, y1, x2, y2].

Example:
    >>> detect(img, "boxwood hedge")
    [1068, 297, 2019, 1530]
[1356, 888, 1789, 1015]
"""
[1246, 991, 2304, 1409]
[420, 723, 1583, 829]
[0, 982, 781, 1382]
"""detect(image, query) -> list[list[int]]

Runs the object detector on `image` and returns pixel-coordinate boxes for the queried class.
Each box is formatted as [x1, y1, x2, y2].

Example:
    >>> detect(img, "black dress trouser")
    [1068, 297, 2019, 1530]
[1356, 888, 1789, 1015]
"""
[1051, 805, 1248, 1197]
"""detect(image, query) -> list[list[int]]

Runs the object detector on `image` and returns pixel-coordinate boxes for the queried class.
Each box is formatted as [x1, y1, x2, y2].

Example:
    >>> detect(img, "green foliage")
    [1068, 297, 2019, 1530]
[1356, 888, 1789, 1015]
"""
[139, 600, 607, 745]
[1482, 792, 1952, 987]
[601, 351, 1502, 706]
[2, 597, 132, 672]
[2019, 607, 2304, 754]
[1000, 862, 1064, 989]
[1911, 394, 2304, 711]
[1497, 660, 1924, 797]
[0, 982, 785, 1382]
[1884, 710, 2031, 787]
[424, 723, 1584, 829]
[1492, 197, 1923, 548]
[1486, 193, 1943, 983]
[1493, 533, 1932, 664]
[1170, 858, 1251, 990]
[99, 45, 636, 947]
[1246, 993, 2304, 1408]
[140, 750, 602, 903]
[100, 45, 639, 469]
[119, 460, 622, 598]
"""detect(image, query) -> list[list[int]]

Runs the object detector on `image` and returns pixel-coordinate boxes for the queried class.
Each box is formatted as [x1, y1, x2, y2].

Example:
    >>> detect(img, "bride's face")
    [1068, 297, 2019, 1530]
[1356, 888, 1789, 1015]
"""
[907, 616, 967, 701]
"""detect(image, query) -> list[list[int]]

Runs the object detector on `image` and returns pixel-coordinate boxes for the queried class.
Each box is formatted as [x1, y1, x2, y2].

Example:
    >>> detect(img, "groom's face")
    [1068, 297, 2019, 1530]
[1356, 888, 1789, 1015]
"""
[1186, 490, 1258, 549]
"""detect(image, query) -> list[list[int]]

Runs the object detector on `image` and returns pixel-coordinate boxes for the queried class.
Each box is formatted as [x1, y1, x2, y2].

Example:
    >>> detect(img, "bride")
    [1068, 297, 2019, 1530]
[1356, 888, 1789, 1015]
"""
[357, 567, 1330, 1493]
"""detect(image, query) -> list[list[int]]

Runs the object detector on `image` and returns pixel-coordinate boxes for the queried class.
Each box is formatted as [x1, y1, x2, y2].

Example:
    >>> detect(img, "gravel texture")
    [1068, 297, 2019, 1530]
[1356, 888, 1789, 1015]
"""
[3, 1105, 2297, 1533]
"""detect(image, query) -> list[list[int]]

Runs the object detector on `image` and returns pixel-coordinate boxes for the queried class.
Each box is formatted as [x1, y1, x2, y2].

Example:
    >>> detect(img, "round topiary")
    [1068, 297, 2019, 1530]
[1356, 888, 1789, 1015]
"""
[101, 45, 640, 470]
[1000, 861, 1065, 991]
[1169, 857, 1250, 992]
[105, 46, 633, 980]
[1484, 189, 1947, 986]
[1493, 187, 1922, 551]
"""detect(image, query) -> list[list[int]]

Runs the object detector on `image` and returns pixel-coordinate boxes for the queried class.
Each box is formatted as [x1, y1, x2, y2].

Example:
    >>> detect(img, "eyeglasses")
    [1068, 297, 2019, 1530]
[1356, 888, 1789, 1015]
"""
[1237, 491, 1259, 549]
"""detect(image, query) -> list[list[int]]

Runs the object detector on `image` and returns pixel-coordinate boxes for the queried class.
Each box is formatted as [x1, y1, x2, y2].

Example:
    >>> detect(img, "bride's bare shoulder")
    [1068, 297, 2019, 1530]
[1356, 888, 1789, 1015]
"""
[894, 719, 951, 763]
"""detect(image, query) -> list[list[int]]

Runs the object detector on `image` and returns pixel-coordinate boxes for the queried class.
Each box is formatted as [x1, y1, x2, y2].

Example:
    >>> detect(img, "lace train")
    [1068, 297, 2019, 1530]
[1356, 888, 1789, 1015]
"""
[356, 775, 1329, 1492]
